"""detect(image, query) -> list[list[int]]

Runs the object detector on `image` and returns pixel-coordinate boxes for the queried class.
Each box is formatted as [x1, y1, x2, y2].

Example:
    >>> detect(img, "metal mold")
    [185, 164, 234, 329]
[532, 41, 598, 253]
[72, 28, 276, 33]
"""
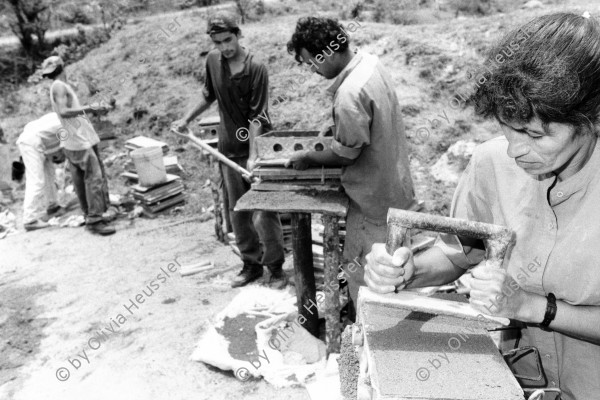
[255, 130, 334, 162]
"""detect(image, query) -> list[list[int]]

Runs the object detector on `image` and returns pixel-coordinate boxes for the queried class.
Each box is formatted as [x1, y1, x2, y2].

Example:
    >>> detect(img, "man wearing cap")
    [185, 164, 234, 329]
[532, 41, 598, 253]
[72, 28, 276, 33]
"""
[285, 17, 417, 320]
[16, 112, 67, 231]
[171, 12, 286, 289]
[41, 55, 116, 236]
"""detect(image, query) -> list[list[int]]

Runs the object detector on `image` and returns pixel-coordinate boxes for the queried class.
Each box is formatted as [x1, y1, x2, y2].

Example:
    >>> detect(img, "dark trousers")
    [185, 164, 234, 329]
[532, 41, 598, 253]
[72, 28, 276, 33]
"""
[342, 206, 388, 321]
[64, 145, 110, 224]
[220, 158, 284, 270]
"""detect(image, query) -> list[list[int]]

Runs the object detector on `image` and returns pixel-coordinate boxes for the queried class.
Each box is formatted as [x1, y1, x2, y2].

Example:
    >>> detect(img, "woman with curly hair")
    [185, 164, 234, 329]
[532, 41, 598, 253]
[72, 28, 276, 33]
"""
[364, 12, 600, 400]
[286, 17, 417, 319]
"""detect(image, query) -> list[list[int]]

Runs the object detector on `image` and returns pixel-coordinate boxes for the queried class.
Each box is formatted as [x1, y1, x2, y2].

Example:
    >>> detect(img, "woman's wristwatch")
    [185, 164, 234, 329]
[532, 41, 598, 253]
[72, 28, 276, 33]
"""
[539, 293, 557, 331]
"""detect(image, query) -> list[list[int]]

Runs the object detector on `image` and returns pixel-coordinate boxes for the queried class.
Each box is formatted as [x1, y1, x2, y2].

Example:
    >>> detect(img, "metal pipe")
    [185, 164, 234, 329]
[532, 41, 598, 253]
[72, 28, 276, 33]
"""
[386, 208, 514, 269]
[170, 127, 255, 182]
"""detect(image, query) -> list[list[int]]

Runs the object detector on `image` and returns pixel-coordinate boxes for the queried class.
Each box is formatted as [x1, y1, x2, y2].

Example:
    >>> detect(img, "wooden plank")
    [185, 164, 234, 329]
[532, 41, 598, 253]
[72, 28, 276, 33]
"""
[251, 181, 341, 192]
[357, 288, 509, 326]
[133, 181, 184, 204]
[254, 166, 342, 178]
[323, 214, 341, 354]
[180, 261, 214, 277]
[142, 193, 187, 213]
[235, 189, 349, 217]
[255, 159, 288, 166]
[291, 213, 319, 338]
[131, 174, 180, 193]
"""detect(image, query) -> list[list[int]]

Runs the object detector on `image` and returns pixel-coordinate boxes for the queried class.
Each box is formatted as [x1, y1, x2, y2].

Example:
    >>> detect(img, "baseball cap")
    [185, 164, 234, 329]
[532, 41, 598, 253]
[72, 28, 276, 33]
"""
[41, 56, 64, 76]
[206, 12, 239, 35]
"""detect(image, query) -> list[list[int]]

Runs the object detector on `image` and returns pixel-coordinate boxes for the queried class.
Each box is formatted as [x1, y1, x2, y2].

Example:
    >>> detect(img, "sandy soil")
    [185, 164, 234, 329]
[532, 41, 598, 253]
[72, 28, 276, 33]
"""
[0, 216, 308, 400]
[2, 2, 597, 399]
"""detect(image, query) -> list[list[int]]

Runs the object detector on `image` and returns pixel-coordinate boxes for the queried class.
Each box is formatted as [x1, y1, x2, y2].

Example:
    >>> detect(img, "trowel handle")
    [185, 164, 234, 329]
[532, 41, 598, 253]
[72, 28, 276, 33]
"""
[385, 223, 411, 256]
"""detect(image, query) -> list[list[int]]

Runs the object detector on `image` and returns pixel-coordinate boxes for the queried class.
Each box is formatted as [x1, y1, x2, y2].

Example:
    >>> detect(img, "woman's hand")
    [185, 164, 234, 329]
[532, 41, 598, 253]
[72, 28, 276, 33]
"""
[364, 243, 415, 294]
[468, 263, 541, 322]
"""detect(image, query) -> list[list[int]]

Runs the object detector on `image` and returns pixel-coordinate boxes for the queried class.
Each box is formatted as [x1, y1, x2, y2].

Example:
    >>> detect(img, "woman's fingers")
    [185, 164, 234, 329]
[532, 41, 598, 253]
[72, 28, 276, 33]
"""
[365, 264, 406, 287]
[364, 268, 396, 294]
[369, 243, 404, 265]
[366, 244, 410, 276]
[392, 247, 411, 266]
[364, 243, 414, 292]
[470, 263, 505, 280]
[367, 260, 406, 279]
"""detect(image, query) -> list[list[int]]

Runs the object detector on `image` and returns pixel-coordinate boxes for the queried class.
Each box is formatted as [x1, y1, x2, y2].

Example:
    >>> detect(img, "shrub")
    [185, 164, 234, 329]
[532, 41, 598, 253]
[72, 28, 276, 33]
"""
[4, 0, 51, 58]
[178, 0, 220, 9]
[340, 1, 364, 20]
[49, 26, 112, 65]
[449, 0, 493, 16]
[56, 3, 93, 25]
[372, 0, 386, 22]
[391, 10, 421, 25]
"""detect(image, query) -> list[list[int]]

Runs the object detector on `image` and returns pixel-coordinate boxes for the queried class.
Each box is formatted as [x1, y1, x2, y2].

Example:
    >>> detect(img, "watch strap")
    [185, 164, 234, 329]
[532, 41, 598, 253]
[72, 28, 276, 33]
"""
[540, 292, 557, 331]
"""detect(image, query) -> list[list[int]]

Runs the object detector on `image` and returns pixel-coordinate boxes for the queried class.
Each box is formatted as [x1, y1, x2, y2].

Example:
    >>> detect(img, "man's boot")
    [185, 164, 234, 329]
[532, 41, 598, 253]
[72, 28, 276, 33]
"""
[231, 264, 263, 288]
[47, 204, 67, 218]
[86, 220, 116, 236]
[266, 265, 288, 290]
[24, 220, 49, 231]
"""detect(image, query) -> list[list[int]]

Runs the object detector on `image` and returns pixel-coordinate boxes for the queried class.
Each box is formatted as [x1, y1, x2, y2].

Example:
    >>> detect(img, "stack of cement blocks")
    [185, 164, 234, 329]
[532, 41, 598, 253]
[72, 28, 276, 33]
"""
[131, 174, 186, 216]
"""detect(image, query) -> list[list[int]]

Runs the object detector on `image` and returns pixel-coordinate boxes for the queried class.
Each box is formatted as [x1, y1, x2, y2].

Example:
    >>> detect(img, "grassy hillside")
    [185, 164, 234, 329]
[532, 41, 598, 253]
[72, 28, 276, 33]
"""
[2, 0, 597, 217]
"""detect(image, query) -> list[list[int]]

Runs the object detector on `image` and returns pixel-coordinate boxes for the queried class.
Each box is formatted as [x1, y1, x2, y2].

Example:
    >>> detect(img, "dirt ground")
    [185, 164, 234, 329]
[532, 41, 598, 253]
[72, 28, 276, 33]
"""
[2, 1, 597, 399]
[0, 216, 308, 400]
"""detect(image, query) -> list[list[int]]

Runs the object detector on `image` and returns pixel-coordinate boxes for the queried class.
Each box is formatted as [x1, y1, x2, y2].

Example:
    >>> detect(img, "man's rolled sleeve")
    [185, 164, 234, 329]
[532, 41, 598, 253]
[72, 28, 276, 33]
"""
[331, 94, 371, 160]
[331, 138, 362, 159]
[202, 57, 216, 103]
[248, 64, 271, 129]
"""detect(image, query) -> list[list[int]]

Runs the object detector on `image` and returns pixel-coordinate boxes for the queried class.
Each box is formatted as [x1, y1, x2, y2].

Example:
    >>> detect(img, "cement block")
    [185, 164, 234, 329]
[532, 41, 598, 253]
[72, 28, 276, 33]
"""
[359, 301, 523, 400]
